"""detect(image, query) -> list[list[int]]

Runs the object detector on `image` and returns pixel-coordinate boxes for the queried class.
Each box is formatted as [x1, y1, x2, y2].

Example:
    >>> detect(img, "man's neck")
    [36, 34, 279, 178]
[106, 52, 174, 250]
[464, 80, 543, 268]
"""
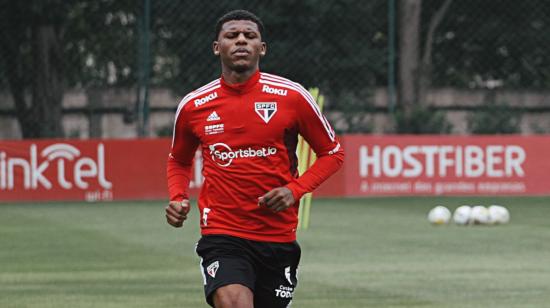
[221, 66, 258, 85]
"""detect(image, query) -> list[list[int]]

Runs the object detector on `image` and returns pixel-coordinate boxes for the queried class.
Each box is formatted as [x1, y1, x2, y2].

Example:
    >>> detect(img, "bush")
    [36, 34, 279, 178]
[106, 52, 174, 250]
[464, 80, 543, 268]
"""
[467, 101, 521, 134]
[156, 124, 173, 137]
[330, 89, 375, 134]
[394, 106, 453, 134]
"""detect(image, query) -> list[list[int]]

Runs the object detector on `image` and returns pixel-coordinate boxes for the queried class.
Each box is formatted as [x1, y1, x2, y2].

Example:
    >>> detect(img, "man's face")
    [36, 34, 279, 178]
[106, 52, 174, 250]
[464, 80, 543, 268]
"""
[213, 20, 266, 73]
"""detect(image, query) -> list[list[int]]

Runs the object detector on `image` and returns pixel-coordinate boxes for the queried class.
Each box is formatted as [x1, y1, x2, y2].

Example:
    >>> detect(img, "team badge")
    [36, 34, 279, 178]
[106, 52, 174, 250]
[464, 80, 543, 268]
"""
[254, 102, 277, 123]
[207, 261, 219, 278]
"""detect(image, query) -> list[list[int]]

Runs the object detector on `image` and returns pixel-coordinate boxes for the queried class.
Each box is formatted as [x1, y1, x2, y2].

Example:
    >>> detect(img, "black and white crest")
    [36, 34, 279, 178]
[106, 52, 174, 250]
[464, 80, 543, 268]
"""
[207, 261, 219, 278]
[254, 102, 277, 123]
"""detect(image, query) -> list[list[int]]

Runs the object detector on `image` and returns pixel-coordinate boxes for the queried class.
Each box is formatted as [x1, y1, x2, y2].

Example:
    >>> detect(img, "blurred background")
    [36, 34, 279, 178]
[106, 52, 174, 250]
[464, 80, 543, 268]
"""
[2, 2, 550, 307]
[1, 0, 549, 140]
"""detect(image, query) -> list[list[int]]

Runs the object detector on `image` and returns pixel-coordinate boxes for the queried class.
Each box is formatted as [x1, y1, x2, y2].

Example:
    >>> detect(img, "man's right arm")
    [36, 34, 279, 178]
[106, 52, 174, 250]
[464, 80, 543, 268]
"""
[166, 104, 200, 227]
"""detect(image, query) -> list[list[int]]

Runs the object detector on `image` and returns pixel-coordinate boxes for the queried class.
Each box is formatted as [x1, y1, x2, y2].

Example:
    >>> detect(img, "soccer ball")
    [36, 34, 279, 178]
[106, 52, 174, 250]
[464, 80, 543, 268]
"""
[488, 205, 510, 224]
[470, 205, 490, 225]
[428, 206, 451, 225]
[453, 205, 472, 225]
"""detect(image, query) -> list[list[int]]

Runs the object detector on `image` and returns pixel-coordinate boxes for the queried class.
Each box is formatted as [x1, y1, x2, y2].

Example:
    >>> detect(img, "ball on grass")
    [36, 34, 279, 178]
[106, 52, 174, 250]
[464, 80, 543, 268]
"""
[453, 205, 472, 225]
[488, 205, 510, 224]
[470, 205, 490, 225]
[428, 205, 451, 225]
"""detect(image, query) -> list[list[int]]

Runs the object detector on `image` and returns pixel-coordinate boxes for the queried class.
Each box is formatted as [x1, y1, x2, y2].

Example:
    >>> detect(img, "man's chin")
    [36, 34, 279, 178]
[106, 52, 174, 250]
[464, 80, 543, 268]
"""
[231, 63, 253, 73]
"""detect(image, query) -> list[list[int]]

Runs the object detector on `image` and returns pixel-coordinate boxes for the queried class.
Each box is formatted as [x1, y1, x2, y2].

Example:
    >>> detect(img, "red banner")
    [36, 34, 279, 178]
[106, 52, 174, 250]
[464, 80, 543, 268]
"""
[1, 135, 549, 202]
[342, 135, 550, 196]
[0, 139, 179, 202]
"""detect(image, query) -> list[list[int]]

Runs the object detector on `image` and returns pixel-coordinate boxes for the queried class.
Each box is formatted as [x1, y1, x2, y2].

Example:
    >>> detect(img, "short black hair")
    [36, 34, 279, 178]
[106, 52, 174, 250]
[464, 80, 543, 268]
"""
[214, 10, 265, 41]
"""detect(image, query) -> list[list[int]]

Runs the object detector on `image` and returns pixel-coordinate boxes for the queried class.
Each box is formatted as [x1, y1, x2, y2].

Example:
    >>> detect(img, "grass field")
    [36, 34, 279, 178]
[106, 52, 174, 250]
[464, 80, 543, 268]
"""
[1, 197, 550, 308]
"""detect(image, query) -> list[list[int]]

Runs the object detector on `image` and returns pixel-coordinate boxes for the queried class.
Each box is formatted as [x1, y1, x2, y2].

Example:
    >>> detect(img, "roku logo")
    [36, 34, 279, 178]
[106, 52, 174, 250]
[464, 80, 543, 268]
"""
[262, 85, 287, 96]
[194, 92, 218, 107]
[0, 143, 112, 190]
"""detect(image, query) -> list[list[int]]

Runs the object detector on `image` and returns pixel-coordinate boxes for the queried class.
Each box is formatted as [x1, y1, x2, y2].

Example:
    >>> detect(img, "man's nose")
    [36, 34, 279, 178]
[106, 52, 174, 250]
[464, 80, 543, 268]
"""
[236, 33, 247, 44]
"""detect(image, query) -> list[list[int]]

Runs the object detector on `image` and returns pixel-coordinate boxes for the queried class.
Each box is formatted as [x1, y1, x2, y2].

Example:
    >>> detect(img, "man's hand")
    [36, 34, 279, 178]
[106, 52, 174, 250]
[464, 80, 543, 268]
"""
[258, 187, 295, 212]
[165, 200, 190, 228]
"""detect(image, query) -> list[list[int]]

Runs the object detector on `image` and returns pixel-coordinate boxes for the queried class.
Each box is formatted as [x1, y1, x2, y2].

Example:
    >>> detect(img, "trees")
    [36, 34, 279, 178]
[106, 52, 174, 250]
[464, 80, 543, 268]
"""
[397, 0, 453, 132]
[430, 0, 550, 89]
[1, 1, 66, 138]
[0, 0, 138, 138]
[0, 0, 548, 137]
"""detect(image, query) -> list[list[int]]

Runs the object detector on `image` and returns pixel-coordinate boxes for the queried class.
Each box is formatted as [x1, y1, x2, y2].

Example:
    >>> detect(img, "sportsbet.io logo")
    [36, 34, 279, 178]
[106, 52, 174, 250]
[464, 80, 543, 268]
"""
[208, 143, 277, 167]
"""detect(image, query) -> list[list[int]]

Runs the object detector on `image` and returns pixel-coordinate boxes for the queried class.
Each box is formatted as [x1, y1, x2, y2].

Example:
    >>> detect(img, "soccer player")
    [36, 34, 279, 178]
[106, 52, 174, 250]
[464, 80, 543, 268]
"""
[166, 10, 344, 308]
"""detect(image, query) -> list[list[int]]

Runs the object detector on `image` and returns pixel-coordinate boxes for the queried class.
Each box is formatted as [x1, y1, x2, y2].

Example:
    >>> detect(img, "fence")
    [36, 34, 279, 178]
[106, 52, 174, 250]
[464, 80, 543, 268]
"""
[1, 0, 549, 139]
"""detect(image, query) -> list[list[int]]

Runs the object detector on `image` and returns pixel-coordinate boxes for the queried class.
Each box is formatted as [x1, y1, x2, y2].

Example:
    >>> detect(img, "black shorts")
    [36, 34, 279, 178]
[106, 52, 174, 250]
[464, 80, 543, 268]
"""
[195, 234, 301, 308]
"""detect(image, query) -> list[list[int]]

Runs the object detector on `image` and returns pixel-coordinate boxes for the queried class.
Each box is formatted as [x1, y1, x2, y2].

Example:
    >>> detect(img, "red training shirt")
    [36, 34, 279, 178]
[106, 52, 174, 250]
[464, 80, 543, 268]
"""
[167, 70, 344, 242]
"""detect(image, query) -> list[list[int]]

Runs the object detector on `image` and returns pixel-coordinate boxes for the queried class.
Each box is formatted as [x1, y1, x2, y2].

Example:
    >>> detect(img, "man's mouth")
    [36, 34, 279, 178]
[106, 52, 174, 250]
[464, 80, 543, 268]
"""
[233, 48, 250, 56]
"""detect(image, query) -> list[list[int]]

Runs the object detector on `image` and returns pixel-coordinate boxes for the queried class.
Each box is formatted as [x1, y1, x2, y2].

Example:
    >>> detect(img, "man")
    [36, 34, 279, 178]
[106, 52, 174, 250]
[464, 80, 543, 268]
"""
[166, 10, 344, 308]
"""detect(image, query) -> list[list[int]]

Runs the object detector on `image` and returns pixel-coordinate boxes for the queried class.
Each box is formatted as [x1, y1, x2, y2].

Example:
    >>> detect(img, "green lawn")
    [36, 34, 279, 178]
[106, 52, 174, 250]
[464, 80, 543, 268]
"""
[1, 197, 550, 307]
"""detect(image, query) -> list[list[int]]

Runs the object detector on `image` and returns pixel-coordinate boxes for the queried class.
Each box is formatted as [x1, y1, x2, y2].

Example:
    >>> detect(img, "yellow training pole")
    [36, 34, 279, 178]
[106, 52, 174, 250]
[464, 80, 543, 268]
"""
[298, 88, 324, 230]
[301, 89, 324, 229]
[297, 134, 309, 229]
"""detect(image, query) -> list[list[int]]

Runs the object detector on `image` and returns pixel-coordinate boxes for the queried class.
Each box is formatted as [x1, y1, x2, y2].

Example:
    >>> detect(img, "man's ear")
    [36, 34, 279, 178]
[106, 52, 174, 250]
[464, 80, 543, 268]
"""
[260, 42, 267, 57]
[213, 41, 220, 56]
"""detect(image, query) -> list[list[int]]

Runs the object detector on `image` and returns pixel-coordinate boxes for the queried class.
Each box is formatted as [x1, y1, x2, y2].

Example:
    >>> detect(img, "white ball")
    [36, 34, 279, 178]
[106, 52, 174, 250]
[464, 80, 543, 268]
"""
[488, 205, 510, 224]
[471, 205, 490, 225]
[453, 205, 472, 225]
[428, 206, 451, 225]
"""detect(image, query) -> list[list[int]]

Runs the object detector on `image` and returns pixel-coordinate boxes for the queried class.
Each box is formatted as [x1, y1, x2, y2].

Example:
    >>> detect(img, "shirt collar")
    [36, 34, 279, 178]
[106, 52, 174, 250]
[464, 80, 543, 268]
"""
[220, 70, 260, 93]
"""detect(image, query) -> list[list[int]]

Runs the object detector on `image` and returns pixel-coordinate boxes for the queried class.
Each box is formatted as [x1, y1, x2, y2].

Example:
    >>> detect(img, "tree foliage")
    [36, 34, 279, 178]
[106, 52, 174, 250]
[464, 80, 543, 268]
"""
[467, 100, 521, 134]
[426, 0, 550, 89]
[0, 0, 69, 138]
[0, 0, 548, 137]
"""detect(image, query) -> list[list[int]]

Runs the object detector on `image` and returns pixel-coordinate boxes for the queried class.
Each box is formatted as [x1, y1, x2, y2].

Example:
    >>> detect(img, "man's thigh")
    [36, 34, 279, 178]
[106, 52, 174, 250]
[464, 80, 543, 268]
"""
[253, 241, 301, 308]
[196, 235, 256, 307]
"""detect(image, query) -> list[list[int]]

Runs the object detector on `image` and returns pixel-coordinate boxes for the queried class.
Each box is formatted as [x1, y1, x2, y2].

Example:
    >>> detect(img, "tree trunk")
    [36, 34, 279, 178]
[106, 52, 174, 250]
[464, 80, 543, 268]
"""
[398, 0, 422, 118]
[3, 40, 39, 138]
[31, 24, 65, 138]
[418, 0, 453, 105]
[0, 4, 37, 138]
[1, 1, 66, 139]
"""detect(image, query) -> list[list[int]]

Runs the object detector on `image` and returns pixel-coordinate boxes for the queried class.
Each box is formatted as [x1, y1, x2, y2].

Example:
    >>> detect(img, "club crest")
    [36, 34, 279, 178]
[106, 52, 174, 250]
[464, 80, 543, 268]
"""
[255, 102, 277, 123]
[207, 261, 219, 278]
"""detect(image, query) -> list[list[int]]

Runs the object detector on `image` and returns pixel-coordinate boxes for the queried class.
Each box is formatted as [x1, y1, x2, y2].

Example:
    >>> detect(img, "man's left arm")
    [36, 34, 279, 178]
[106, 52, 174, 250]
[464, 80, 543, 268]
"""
[284, 89, 344, 200]
[259, 89, 344, 211]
